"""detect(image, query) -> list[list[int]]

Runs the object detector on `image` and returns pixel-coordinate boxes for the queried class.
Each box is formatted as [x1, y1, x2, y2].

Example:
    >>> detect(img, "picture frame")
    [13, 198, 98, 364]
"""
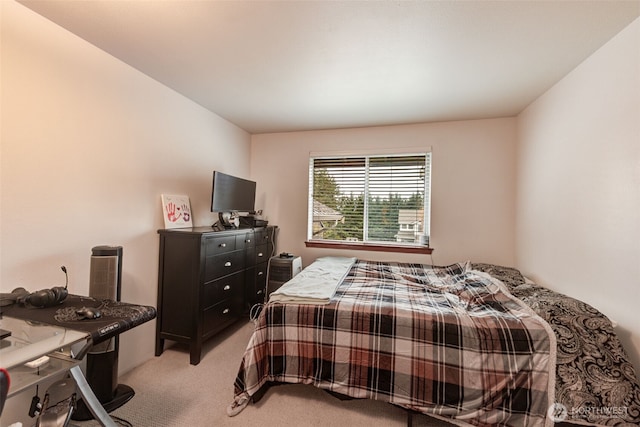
[161, 194, 193, 229]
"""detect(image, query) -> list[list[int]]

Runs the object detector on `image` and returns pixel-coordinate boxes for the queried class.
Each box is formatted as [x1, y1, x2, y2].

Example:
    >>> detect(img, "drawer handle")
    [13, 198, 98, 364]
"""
[258, 271, 264, 276]
[246, 239, 251, 243]
[219, 243, 226, 248]
[223, 285, 231, 291]
[224, 261, 232, 267]
[222, 308, 230, 314]
[257, 290, 263, 295]
[258, 252, 263, 257]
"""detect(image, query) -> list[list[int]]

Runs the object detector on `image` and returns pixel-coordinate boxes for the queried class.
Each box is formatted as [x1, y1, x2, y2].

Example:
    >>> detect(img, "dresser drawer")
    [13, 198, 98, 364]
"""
[236, 231, 255, 249]
[245, 245, 256, 265]
[203, 298, 243, 336]
[203, 272, 243, 310]
[255, 229, 272, 245]
[255, 243, 270, 264]
[254, 263, 268, 300]
[205, 250, 245, 281]
[205, 235, 236, 256]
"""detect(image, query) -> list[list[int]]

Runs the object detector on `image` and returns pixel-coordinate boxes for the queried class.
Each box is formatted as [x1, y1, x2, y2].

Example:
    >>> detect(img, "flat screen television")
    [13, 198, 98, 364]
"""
[211, 171, 256, 214]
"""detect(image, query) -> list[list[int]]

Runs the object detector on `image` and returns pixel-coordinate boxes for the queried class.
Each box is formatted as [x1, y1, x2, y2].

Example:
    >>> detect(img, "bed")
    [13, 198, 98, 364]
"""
[229, 257, 640, 426]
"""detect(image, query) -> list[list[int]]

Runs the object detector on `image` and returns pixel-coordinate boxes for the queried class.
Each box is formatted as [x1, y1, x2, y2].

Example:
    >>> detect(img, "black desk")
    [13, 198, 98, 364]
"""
[2, 294, 156, 426]
[2, 295, 156, 348]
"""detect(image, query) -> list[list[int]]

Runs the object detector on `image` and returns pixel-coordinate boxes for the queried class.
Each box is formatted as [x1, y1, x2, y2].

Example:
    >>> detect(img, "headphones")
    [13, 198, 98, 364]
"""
[13, 266, 69, 308]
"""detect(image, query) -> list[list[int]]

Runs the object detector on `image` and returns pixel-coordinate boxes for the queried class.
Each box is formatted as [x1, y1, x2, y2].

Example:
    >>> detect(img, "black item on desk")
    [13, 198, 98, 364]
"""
[0, 289, 24, 307]
[5, 266, 70, 309]
[76, 307, 101, 320]
[17, 286, 68, 308]
[1, 286, 68, 309]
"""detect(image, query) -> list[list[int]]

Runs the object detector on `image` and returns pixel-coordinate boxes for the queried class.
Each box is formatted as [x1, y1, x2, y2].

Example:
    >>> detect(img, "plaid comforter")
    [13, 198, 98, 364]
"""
[232, 260, 556, 426]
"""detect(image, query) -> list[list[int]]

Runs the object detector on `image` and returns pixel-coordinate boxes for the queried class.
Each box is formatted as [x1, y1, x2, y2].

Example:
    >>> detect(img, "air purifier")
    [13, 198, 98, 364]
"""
[268, 254, 302, 294]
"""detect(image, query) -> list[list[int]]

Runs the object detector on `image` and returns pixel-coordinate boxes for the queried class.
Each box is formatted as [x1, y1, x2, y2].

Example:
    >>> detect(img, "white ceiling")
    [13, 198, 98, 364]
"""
[19, 0, 640, 134]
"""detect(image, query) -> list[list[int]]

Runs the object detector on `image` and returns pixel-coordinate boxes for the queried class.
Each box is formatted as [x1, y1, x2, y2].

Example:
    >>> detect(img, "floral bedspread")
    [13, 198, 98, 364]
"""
[472, 263, 640, 426]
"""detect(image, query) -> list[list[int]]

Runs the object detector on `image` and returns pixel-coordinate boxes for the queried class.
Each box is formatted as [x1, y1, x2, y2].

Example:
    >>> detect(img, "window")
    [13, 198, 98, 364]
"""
[308, 152, 431, 248]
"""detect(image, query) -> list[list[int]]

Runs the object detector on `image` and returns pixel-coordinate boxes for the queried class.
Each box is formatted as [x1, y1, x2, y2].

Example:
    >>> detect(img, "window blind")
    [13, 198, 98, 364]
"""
[309, 153, 430, 245]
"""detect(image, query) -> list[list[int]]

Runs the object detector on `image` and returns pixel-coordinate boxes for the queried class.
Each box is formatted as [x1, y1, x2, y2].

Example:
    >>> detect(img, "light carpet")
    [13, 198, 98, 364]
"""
[72, 319, 453, 426]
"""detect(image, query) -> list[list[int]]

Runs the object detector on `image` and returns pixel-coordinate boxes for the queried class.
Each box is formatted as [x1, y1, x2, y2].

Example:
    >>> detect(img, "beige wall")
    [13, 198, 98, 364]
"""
[1, 0, 251, 377]
[251, 118, 518, 267]
[517, 17, 640, 368]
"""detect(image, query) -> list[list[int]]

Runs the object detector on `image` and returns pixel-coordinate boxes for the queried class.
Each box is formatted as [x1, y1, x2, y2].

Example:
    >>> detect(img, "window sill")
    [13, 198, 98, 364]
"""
[305, 240, 433, 254]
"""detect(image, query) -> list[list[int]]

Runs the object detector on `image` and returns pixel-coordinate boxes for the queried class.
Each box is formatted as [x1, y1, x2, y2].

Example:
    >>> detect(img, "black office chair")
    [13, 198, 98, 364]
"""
[0, 367, 9, 416]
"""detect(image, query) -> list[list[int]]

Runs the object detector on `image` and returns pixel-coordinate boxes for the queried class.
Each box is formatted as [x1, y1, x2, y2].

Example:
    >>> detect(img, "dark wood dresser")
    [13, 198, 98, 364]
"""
[155, 225, 277, 365]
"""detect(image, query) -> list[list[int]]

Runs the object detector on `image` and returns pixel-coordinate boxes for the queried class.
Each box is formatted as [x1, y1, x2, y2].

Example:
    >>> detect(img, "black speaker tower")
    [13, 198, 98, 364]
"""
[72, 246, 135, 421]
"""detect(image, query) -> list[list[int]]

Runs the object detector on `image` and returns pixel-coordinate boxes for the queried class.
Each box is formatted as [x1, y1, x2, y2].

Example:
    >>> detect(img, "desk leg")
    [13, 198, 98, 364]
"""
[69, 366, 117, 427]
